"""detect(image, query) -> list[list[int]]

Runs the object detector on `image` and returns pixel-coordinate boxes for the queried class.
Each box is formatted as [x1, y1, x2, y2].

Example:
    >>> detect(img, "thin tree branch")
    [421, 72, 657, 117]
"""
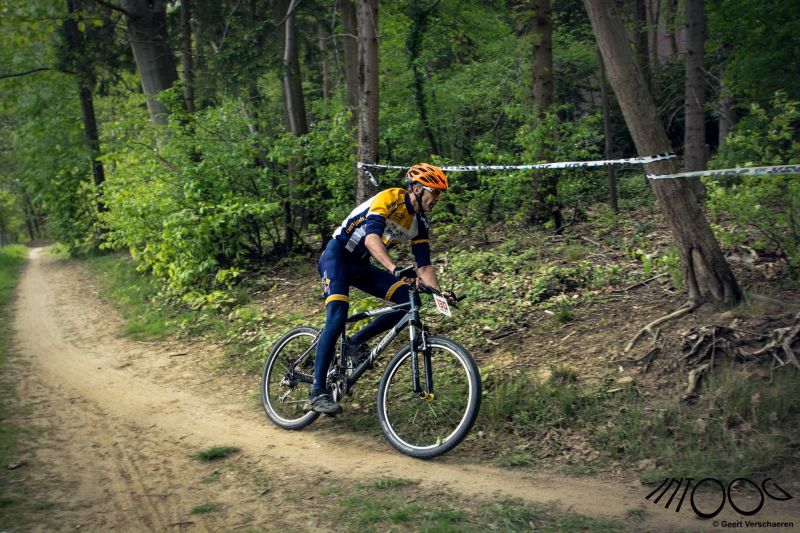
[94, 0, 135, 19]
[0, 67, 58, 80]
[275, 0, 304, 27]
[216, 0, 244, 52]
[0, 67, 77, 80]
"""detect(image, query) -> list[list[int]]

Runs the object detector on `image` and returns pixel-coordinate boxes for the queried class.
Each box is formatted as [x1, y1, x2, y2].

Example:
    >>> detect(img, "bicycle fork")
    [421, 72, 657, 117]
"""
[409, 295, 435, 400]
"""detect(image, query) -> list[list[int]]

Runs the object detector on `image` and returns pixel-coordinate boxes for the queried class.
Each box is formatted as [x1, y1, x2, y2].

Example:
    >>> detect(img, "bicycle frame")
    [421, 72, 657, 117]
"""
[293, 286, 434, 399]
[344, 286, 434, 397]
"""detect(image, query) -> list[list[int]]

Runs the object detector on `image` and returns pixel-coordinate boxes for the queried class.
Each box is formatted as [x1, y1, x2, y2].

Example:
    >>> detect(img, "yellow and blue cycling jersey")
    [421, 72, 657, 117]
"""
[332, 188, 431, 267]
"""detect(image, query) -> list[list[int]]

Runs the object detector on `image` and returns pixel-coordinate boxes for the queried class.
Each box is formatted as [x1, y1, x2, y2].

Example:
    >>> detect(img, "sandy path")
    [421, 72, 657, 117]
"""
[10, 248, 797, 531]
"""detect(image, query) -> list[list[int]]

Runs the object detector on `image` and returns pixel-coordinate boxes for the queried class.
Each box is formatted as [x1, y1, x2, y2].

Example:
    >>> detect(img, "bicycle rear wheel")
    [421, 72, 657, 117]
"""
[261, 326, 320, 430]
[377, 336, 481, 459]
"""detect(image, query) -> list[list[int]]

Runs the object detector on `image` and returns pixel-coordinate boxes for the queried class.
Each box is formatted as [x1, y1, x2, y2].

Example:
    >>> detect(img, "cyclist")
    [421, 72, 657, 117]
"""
[306, 163, 455, 415]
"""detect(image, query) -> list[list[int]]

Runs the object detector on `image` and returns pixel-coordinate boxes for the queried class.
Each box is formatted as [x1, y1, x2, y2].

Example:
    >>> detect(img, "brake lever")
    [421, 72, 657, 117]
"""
[425, 285, 464, 309]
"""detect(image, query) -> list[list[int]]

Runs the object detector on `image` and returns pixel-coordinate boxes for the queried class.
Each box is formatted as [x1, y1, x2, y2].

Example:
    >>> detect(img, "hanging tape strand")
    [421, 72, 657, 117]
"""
[358, 157, 800, 183]
[646, 164, 800, 180]
[357, 152, 676, 173]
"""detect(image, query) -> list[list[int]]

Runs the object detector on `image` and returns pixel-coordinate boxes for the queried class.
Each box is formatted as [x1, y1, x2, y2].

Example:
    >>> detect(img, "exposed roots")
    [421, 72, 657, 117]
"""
[740, 311, 800, 371]
[677, 312, 800, 401]
[681, 312, 800, 372]
[623, 306, 799, 402]
[681, 363, 710, 402]
[609, 330, 664, 373]
[625, 301, 698, 353]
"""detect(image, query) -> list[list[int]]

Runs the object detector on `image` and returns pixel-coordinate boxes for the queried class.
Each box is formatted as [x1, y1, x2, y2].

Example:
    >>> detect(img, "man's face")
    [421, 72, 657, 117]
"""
[415, 185, 442, 212]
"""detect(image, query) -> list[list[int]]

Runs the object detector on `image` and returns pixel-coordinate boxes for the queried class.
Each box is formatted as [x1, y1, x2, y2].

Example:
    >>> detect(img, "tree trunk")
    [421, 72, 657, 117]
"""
[276, 0, 308, 136]
[274, 0, 310, 252]
[532, 0, 554, 116]
[338, 0, 359, 129]
[78, 87, 107, 213]
[356, 0, 379, 203]
[120, 0, 179, 124]
[22, 192, 37, 241]
[683, 0, 706, 199]
[645, 0, 660, 91]
[318, 25, 331, 101]
[585, 0, 742, 306]
[599, 50, 618, 212]
[406, 3, 440, 156]
[180, 0, 196, 114]
[717, 44, 736, 146]
[65, 0, 106, 213]
[529, 0, 562, 230]
[660, 0, 677, 59]
[631, 0, 650, 89]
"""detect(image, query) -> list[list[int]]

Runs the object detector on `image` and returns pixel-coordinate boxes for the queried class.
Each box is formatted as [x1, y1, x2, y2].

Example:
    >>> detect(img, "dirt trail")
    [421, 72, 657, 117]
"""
[9, 248, 797, 531]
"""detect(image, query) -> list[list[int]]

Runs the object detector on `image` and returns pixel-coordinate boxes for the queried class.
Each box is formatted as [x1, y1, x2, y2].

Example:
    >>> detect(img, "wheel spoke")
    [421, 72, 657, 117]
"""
[378, 339, 480, 458]
[261, 328, 320, 429]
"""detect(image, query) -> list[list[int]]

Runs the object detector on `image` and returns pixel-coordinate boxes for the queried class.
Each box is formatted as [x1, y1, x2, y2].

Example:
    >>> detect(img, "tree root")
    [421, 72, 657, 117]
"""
[681, 363, 710, 402]
[683, 325, 736, 368]
[625, 301, 698, 353]
[740, 311, 800, 371]
[678, 312, 800, 399]
[612, 273, 667, 294]
[609, 331, 663, 373]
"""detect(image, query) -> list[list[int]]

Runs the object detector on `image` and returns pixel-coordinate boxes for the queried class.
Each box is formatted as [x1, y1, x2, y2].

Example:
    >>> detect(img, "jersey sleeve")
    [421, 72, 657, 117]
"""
[411, 242, 431, 267]
[364, 189, 399, 236]
[411, 215, 431, 267]
[364, 215, 386, 236]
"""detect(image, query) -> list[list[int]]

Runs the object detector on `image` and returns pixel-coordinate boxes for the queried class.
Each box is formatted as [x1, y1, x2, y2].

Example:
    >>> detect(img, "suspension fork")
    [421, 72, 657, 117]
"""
[408, 292, 434, 398]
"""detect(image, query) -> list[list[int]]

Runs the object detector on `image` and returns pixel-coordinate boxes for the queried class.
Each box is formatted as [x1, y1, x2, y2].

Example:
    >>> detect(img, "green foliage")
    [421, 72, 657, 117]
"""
[1, 68, 101, 253]
[707, 0, 800, 102]
[99, 87, 354, 302]
[332, 476, 624, 532]
[0, 190, 25, 245]
[629, 246, 683, 288]
[707, 92, 800, 275]
[0, 245, 27, 305]
[190, 502, 222, 514]
[0, 245, 28, 527]
[596, 368, 800, 481]
[440, 245, 626, 335]
[365, 477, 419, 490]
[84, 253, 177, 340]
[192, 445, 240, 462]
[0, 0, 796, 287]
[482, 369, 599, 432]
[479, 363, 800, 481]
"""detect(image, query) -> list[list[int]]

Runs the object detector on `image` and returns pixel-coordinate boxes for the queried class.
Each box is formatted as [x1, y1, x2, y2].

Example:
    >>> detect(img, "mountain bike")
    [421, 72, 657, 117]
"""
[260, 267, 481, 459]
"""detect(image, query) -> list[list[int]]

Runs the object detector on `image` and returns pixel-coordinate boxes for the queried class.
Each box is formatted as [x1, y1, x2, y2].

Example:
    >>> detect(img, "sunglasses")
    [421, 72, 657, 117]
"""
[419, 185, 442, 198]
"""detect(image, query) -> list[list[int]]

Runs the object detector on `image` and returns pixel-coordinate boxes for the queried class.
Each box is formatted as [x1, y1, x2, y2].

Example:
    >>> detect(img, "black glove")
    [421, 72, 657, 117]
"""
[392, 266, 417, 279]
[441, 290, 458, 307]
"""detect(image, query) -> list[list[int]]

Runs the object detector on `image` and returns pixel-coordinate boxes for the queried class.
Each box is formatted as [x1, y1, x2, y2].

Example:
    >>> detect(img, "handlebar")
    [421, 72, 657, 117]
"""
[394, 265, 465, 306]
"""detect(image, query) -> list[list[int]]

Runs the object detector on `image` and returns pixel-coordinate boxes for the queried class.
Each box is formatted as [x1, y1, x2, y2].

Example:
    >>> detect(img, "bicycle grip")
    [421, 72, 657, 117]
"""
[393, 266, 417, 278]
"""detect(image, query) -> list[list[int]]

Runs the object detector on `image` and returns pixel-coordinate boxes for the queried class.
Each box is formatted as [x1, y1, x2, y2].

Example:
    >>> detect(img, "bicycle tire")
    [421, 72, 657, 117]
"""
[377, 336, 481, 459]
[261, 326, 320, 430]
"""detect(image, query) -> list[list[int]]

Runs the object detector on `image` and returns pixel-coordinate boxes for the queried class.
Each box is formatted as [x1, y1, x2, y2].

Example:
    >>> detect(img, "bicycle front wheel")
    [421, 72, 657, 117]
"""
[377, 336, 481, 459]
[261, 326, 320, 430]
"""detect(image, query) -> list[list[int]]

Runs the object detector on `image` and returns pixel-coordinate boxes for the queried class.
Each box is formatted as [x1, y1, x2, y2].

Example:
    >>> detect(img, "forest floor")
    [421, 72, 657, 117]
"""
[2, 215, 800, 531]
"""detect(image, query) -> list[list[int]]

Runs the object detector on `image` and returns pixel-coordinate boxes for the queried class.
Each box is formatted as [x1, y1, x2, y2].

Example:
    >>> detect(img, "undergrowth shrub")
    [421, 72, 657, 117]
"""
[481, 369, 600, 433]
[707, 91, 800, 276]
[100, 89, 354, 305]
[596, 367, 800, 481]
[479, 363, 800, 481]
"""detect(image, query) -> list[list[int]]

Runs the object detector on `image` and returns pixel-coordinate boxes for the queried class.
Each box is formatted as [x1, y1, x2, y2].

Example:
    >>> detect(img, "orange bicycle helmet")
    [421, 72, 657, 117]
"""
[406, 163, 449, 191]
